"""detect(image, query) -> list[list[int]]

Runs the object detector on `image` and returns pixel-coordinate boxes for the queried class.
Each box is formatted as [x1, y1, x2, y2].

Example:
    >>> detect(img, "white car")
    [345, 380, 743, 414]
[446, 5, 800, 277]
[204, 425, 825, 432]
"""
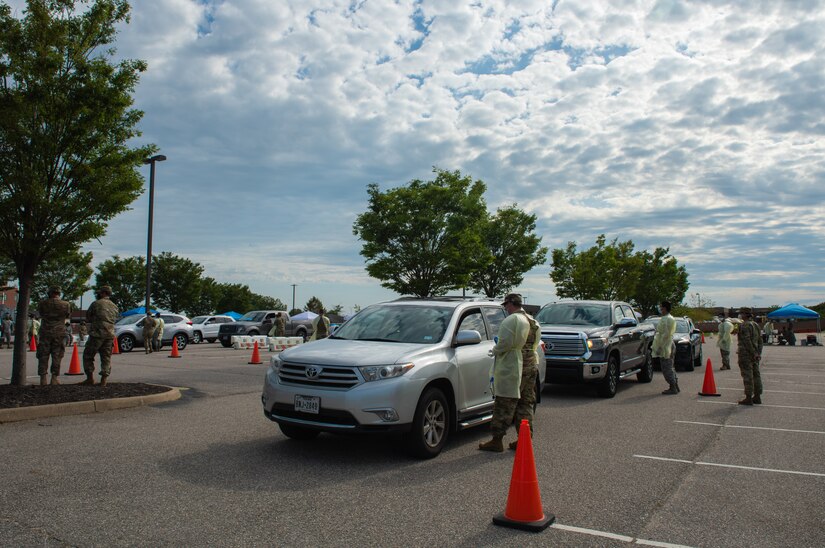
[190, 315, 236, 344]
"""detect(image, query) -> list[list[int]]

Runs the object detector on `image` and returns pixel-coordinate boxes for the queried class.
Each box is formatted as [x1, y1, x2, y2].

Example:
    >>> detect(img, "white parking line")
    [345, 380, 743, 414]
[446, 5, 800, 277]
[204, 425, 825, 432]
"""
[716, 387, 825, 396]
[698, 400, 825, 411]
[762, 372, 825, 377]
[550, 523, 694, 547]
[633, 454, 825, 478]
[675, 420, 825, 435]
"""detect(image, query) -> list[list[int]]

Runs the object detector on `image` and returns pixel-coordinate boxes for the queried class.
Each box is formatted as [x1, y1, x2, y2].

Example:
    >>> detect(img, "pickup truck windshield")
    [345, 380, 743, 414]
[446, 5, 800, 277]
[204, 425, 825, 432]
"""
[239, 312, 265, 322]
[535, 303, 611, 327]
[333, 304, 453, 344]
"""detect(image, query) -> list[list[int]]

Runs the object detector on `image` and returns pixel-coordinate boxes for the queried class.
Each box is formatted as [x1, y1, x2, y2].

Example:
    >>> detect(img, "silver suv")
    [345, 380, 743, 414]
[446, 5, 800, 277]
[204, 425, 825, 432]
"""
[114, 313, 193, 352]
[261, 297, 546, 458]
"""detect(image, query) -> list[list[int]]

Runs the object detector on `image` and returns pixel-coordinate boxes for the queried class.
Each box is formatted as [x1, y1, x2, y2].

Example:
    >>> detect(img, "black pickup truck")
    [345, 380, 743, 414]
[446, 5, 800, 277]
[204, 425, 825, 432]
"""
[535, 300, 655, 398]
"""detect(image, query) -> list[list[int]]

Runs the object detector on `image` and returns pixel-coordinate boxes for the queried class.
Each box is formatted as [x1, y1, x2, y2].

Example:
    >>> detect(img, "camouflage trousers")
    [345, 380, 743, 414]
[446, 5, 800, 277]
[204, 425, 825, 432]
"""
[720, 349, 731, 369]
[143, 330, 155, 353]
[37, 333, 67, 376]
[490, 366, 538, 437]
[738, 353, 762, 397]
[83, 336, 114, 378]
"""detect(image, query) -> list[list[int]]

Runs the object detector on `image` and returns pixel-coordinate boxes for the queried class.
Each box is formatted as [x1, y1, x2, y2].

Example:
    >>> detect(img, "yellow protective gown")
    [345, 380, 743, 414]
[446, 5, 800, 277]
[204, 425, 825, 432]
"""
[652, 313, 676, 358]
[490, 312, 529, 399]
[717, 319, 733, 352]
[308, 315, 330, 341]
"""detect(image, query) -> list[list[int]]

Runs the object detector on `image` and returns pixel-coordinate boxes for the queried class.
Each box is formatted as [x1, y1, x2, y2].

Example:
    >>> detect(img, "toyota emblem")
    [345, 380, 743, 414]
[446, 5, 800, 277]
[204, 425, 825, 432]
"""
[545, 342, 554, 351]
[305, 366, 321, 379]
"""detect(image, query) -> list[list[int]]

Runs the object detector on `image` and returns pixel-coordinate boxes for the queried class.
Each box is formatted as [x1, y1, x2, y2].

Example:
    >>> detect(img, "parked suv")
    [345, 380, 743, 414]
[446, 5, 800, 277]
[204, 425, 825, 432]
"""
[261, 297, 546, 459]
[114, 314, 193, 352]
[190, 315, 235, 344]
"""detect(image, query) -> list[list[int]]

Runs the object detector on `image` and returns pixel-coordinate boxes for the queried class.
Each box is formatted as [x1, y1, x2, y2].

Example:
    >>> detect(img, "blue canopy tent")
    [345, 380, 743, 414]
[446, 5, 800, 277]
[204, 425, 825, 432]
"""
[767, 303, 821, 345]
[219, 311, 243, 320]
[121, 306, 159, 317]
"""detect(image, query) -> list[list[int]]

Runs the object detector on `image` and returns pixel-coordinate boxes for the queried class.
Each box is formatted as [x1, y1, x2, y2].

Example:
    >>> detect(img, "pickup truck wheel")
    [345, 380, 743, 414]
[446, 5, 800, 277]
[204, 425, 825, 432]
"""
[404, 387, 450, 459]
[247, 330, 259, 337]
[279, 423, 320, 440]
[207, 338, 216, 343]
[683, 348, 695, 372]
[597, 355, 619, 398]
[637, 349, 653, 383]
[296, 329, 307, 342]
[220, 339, 233, 348]
[192, 331, 202, 344]
[693, 347, 702, 369]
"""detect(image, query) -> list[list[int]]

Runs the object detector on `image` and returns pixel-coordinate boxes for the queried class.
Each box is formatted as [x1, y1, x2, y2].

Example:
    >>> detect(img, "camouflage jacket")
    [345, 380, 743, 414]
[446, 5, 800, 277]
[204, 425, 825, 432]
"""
[37, 297, 72, 337]
[87, 298, 119, 338]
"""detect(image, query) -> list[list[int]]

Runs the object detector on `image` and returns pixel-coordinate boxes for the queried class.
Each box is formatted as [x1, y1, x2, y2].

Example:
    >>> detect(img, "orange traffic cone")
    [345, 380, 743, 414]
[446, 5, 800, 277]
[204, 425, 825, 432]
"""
[698, 358, 721, 397]
[168, 338, 181, 358]
[29, 335, 37, 352]
[112, 336, 120, 355]
[66, 343, 83, 375]
[248, 341, 262, 364]
[701, 332, 705, 344]
[492, 419, 555, 532]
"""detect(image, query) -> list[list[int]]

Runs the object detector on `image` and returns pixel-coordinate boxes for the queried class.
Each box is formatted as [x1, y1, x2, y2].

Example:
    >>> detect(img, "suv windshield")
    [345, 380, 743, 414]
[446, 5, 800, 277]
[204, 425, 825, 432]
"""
[535, 303, 611, 327]
[191, 316, 207, 324]
[239, 312, 265, 322]
[333, 304, 453, 344]
[116, 315, 142, 325]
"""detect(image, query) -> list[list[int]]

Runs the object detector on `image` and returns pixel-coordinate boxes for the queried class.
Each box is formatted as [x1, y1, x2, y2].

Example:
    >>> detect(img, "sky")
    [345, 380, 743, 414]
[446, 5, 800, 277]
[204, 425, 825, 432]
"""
[9, 0, 825, 314]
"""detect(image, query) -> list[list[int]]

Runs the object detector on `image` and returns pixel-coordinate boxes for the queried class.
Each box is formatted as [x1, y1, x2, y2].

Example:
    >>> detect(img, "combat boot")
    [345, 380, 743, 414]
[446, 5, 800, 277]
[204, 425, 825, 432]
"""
[99, 375, 108, 387]
[478, 435, 504, 452]
[674, 380, 681, 393]
[39, 374, 48, 386]
[738, 396, 753, 405]
[752, 394, 762, 404]
[662, 384, 679, 395]
[50, 376, 60, 385]
[79, 374, 95, 386]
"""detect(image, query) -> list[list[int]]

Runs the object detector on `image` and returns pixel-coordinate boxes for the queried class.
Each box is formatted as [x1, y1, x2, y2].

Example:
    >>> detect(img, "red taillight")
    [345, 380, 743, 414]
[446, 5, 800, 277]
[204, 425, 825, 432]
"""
[187, 321, 192, 325]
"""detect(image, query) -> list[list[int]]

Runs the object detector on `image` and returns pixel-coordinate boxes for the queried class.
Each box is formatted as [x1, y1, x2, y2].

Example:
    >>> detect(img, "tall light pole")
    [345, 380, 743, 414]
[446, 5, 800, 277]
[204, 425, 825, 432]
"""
[291, 284, 297, 312]
[143, 154, 167, 315]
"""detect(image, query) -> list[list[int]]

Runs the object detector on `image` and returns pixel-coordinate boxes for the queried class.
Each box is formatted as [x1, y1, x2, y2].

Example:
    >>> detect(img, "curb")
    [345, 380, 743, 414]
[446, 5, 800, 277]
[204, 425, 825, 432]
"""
[0, 385, 181, 424]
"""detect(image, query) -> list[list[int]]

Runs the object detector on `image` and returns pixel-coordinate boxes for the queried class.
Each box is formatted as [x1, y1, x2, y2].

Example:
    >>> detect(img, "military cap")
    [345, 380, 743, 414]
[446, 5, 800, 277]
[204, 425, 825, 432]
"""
[48, 285, 62, 295]
[98, 285, 113, 296]
[501, 293, 523, 307]
[739, 307, 753, 316]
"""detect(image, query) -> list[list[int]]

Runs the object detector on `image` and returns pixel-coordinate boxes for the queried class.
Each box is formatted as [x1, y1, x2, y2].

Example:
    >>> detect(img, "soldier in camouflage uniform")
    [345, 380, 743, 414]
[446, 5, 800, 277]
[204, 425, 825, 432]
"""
[268, 312, 286, 337]
[736, 307, 763, 405]
[479, 293, 542, 453]
[36, 286, 72, 385]
[142, 313, 156, 354]
[82, 286, 119, 386]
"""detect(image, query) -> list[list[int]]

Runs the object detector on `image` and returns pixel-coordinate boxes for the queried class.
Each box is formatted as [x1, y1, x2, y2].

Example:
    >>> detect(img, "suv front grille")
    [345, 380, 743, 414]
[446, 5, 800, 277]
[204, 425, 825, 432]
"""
[278, 362, 360, 389]
[271, 403, 358, 426]
[542, 334, 586, 356]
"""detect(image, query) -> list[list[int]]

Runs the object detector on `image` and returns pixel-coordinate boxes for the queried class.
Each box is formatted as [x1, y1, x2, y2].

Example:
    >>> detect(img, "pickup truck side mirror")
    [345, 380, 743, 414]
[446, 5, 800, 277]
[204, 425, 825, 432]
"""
[614, 317, 637, 328]
[454, 330, 482, 346]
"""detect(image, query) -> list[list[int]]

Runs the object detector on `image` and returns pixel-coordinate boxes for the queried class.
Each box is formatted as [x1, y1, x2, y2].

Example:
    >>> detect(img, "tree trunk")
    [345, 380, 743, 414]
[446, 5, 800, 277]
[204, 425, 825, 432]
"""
[10, 263, 35, 386]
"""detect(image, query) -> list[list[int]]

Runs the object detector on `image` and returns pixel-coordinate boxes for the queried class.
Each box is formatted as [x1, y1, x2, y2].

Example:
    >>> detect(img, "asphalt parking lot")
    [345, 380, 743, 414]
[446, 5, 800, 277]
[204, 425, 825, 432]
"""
[1, 337, 823, 547]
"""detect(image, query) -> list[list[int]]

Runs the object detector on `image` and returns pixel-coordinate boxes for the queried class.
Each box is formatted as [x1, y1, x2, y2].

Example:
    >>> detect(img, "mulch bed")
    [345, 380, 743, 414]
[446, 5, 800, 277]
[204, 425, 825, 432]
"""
[0, 383, 171, 409]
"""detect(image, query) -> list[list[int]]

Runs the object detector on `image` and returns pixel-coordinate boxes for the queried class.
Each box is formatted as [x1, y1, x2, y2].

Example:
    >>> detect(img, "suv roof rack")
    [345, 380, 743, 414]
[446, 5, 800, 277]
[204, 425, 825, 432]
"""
[393, 295, 495, 302]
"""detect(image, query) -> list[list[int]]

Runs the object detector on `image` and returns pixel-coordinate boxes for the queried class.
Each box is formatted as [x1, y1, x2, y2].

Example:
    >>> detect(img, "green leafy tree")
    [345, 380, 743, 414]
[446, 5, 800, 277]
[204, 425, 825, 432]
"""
[288, 308, 302, 316]
[1, 248, 92, 303]
[631, 248, 689, 318]
[305, 296, 324, 313]
[353, 168, 491, 297]
[468, 205, 547, 298]
[189, 276, 220, 316]
[328, 304, 344, 315]
[95, 255, 146, 313]
[214, 283, 255, 314]
[550, 235, 640, 301]
[0, 0, 153, 384]
[152, 252, 204, 315]
[250, 293, 286, 311]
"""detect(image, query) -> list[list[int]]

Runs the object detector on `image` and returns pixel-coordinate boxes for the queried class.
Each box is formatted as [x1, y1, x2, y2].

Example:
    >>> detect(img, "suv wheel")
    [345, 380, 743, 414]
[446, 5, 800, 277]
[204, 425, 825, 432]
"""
[404, 387, 450, 459]
[174, 333, 188, 351]
[279, 423, 320, 440]
[637, 348, 653, 383]
[597, 355, 619, 398]
[192, 331, 202, 344]
[684, 348, 695, 372]
[118, 334, 135, 353]
[220, 339, 232, 348]
[207, 338, 216, 344]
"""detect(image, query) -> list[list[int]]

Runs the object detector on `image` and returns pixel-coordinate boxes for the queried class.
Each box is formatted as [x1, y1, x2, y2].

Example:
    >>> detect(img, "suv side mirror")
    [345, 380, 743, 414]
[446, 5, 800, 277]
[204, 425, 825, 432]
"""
[614, 317, 637, 328]
[454, 330, 482, 346]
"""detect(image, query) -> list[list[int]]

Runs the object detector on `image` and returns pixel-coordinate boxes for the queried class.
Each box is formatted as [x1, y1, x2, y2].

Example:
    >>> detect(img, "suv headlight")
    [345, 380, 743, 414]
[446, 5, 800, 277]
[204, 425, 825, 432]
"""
[359, 363, 414, 382]
[268, 355, 281, 373]
[587, 337, 608, 350]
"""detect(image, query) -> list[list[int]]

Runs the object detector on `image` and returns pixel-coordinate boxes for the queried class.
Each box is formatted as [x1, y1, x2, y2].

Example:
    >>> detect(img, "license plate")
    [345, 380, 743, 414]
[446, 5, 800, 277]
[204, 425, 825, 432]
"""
[294, 395, 320, 414]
